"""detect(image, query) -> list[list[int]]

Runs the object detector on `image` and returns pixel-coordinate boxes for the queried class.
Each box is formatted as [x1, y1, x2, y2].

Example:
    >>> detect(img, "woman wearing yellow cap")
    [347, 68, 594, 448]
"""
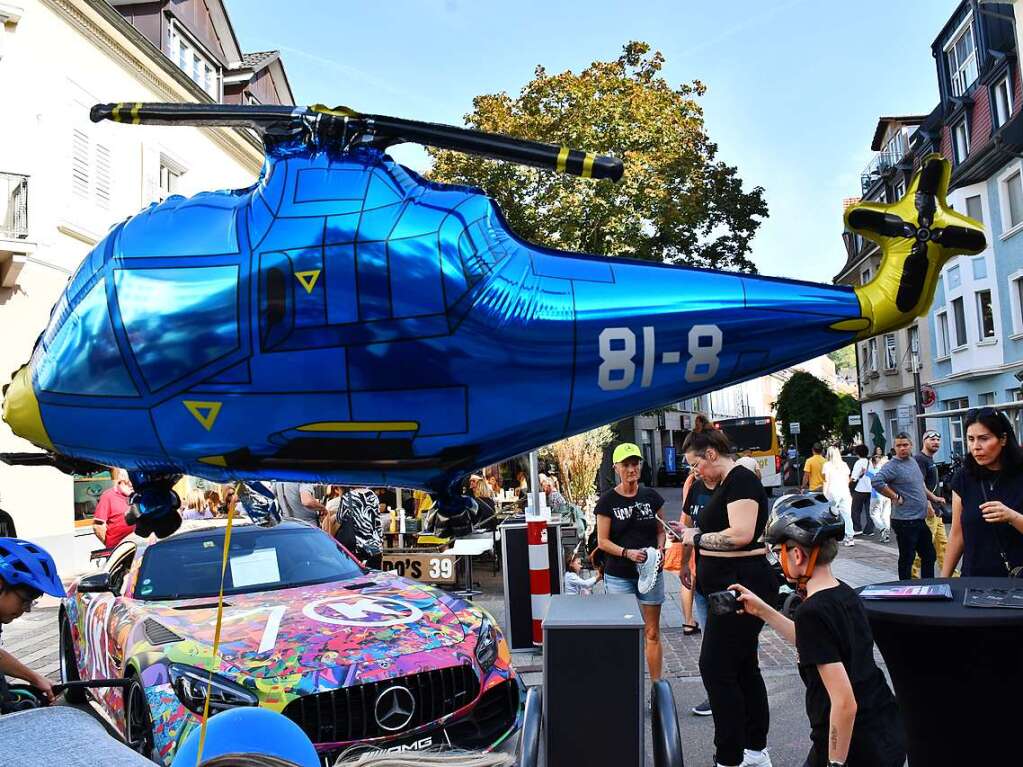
[595, 442, 667, 680]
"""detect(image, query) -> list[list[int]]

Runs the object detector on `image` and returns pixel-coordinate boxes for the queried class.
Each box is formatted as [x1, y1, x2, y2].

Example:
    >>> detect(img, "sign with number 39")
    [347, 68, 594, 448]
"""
[382, 553, 457, 584]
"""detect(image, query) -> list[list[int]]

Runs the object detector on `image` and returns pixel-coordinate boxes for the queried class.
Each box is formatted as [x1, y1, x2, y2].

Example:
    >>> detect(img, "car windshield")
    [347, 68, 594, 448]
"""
[135, 525, 363, 600]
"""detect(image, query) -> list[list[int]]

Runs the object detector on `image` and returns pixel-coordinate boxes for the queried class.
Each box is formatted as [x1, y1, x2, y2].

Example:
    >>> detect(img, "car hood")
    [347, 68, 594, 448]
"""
[137, 574, 473, 680]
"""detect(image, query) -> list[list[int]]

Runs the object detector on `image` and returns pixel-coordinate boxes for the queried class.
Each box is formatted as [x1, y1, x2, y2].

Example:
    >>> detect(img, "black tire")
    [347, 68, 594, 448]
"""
[59, 613, 86, 704]
[124, 674, 156, 759]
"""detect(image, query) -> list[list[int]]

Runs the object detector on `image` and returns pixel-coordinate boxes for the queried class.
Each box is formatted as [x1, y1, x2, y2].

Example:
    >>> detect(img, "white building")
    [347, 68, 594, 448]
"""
[0, 0, 291, 573]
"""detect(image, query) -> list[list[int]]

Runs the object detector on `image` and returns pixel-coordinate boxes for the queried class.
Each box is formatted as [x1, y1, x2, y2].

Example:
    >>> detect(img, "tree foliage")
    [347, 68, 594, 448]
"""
[774, 371, 840, 451]
[427, 42, 768, 271]
[541, 424, 615, 505]
[833, 393, 861, 445]
[827, 345, 856, 371]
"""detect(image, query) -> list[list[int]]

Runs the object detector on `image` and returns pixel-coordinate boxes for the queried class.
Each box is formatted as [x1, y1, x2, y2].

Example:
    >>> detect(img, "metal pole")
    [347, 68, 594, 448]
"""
[526, 450, 549, 646]
[528, 450, 541, 514]
[911, 340, 925, 446]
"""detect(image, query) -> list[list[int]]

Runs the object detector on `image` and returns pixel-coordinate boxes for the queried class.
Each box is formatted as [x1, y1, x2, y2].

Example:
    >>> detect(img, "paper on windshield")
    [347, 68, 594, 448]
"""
[230, 548, 281, 588]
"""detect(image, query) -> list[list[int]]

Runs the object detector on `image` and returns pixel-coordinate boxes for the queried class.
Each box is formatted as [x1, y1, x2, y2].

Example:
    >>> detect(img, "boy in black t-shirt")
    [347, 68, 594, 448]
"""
[730, 494, 905, 767]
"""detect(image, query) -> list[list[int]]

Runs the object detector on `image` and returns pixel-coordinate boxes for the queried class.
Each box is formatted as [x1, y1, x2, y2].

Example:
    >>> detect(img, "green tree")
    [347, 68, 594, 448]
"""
[833, 393, 861, 445]
[827, 345, 856, 372]
[427, 41, 768, 271]
[774, 371, 839, 452]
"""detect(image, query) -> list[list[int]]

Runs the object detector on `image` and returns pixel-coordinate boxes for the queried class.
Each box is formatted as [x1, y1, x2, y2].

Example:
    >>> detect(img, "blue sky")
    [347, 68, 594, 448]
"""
[231, 0, 960, 283]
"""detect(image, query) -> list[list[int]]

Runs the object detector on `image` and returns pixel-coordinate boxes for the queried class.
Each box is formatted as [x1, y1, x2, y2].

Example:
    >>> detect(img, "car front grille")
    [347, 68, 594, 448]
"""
[283, 663, 480, 744]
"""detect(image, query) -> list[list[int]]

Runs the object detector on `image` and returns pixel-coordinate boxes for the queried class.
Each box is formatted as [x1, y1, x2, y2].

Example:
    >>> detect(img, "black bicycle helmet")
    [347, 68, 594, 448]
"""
[765, 493, 845, 548]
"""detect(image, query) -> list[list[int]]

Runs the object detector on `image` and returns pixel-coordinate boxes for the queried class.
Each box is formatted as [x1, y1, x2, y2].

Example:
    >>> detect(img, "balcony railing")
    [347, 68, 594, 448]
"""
[859, 149, 902, 196]
[0, 172, 29, 239]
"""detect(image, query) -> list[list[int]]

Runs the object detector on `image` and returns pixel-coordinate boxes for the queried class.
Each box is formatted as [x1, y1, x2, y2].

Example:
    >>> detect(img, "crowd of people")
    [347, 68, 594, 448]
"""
[582, 407, 1023, 766]
[6, 408, 1023, 765]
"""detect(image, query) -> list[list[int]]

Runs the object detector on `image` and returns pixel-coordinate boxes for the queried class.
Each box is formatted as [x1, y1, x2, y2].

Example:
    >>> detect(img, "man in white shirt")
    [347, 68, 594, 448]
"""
[849, 444, 874, 535]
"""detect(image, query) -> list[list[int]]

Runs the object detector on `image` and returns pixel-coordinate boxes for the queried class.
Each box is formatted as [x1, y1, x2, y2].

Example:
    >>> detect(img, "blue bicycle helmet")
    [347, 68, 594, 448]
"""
[171, 707, 319, 767]
[0, 538, 65, 598]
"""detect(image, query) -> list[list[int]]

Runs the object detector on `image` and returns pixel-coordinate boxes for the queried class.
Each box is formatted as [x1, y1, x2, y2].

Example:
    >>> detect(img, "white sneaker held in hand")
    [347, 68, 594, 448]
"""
[636, 546, 661, 594]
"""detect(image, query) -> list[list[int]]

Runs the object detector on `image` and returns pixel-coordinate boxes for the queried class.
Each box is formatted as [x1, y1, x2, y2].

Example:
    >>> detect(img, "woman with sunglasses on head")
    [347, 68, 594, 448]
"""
[942, 408, 1023, 578]
[680, 427, 775, 767]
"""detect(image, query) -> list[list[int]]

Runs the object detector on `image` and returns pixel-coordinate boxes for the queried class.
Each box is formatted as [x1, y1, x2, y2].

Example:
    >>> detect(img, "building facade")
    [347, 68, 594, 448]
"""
[0, 0, 291, 573]
[835, 114, 940, 453]
[923, 0, 1023, 460]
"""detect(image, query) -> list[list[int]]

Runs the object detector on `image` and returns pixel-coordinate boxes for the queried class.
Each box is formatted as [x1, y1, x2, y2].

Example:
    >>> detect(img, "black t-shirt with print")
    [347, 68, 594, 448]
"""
[698, 465, 768, 551]
[682, 480, 714, 528]
[796, 582, 903, 766]
[594, 486, 665, 578]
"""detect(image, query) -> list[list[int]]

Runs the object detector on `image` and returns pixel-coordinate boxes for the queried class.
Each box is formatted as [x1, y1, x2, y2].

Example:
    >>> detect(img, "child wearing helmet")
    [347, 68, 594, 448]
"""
[0, 538, 67, 705]
[728, 495, 904, 767]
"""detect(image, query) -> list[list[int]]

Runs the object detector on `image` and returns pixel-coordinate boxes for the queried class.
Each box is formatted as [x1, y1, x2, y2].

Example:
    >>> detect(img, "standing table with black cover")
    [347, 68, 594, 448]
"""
[860, 577, 1023, 765]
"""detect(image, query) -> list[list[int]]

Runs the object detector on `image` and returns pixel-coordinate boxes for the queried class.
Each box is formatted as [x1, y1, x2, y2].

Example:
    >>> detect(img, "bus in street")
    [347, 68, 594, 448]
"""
[714, 416, 781, 489]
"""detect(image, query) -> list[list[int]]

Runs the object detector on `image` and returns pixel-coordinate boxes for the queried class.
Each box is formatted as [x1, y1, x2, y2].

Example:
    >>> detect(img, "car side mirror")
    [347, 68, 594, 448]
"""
[78, 572, 113, 593]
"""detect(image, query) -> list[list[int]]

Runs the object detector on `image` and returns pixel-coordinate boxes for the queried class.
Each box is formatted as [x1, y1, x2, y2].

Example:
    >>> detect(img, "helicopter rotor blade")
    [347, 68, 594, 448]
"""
[895, 239, 931, 312]
[932, 225, 986, 252]
[846, 208, 913, 238]
[913, 156, 943, 226]
[91, 103, 624, 182]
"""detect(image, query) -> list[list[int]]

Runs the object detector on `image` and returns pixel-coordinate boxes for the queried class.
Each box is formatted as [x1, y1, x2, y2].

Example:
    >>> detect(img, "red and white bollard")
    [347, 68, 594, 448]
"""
[526, 515, 550, 646]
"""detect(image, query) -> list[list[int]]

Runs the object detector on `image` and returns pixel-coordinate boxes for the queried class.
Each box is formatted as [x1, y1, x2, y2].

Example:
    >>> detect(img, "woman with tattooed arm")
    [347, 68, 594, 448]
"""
[680, 427, 775, 767]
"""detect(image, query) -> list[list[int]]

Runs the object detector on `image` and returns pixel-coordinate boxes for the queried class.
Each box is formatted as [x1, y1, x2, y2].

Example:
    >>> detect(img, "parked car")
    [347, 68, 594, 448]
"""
[61, 519, 522, 764]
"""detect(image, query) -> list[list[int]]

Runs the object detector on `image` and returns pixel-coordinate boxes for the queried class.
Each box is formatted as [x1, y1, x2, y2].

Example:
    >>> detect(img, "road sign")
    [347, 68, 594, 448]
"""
[921, 384, 937, 409]
[848, 415, 862, 426]
[789, 422, 801, 435]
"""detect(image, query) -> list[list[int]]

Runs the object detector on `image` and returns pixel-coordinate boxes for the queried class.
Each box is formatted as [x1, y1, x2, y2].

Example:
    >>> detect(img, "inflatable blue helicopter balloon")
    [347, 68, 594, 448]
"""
[1, 102, 986, 536]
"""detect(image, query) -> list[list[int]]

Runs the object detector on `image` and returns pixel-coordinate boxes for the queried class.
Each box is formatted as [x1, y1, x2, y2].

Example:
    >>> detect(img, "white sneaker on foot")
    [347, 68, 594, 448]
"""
[843, 537, 856, 547]
[637, 546, 661, 594]
[741, 747, 773, 767]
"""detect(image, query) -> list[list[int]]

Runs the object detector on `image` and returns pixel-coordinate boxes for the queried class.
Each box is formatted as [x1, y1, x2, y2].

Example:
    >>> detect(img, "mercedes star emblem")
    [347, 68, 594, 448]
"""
[374, 685, 416, 732]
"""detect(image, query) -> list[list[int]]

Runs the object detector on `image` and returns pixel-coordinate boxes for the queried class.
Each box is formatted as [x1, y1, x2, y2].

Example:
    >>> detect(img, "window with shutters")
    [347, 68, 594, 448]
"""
[70, 127, 112, 209]
[883, 333, 897, 371]
[71, 128, 89, 200]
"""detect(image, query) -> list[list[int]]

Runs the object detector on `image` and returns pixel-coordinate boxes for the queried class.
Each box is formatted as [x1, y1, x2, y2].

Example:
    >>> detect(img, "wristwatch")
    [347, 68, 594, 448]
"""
[828, 761, 845, 767]
[693, 532, 703, 550]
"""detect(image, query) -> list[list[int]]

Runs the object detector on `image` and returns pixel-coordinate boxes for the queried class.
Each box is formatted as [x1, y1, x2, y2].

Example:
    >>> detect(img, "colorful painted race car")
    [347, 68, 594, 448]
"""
[60, 519, 522, 764]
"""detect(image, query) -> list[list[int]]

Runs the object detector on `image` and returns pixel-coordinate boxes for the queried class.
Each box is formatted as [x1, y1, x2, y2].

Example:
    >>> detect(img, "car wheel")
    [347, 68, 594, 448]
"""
[124, 674, 156, 759]
[59, 612, 86, 704]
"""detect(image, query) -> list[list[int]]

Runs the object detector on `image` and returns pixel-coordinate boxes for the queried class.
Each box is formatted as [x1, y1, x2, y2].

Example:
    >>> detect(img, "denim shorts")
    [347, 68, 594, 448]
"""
[604, 572, 665, 606]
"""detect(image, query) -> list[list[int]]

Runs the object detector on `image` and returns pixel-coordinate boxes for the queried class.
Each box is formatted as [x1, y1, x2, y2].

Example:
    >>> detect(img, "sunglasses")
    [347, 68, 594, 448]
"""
[12, 589, 39, 612]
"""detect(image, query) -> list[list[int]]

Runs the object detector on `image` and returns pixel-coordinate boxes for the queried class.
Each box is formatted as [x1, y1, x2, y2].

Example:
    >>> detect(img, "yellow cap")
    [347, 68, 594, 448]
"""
[612, 443, 643, 464]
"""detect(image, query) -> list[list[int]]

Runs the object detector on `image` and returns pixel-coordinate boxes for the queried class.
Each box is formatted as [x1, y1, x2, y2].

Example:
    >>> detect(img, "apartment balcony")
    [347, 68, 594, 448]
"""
[860, 148, 905, 196]
[0, 172, 35, 288]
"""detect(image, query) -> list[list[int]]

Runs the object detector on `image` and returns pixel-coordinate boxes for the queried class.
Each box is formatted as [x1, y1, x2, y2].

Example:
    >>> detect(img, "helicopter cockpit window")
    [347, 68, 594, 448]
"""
[114, 266, 240, 392]
[35, 278, 138, 397]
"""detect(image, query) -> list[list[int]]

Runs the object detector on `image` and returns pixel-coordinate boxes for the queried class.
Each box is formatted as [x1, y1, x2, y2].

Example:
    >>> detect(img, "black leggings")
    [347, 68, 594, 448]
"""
[697, 555, 776, 767]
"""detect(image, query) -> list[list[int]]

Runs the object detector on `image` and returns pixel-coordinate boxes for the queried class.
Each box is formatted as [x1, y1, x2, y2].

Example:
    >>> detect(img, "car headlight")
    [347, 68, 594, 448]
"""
[475, 618, 499, 671]
[168, 663, 258, 715]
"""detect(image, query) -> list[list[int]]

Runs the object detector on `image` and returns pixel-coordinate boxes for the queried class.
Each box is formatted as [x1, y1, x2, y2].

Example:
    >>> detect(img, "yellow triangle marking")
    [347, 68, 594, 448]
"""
[295, 270, 321, 294]
[183, 400, 223, 431]
[198, 455, 228, 467]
